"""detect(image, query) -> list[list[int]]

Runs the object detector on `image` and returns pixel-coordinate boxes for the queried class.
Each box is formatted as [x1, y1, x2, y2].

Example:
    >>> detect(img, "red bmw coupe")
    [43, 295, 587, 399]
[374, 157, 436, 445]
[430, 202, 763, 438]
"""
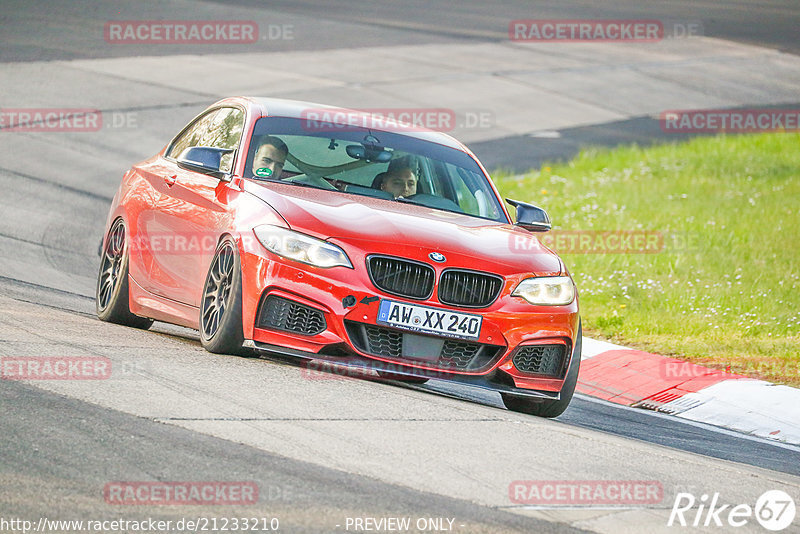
[97, 97, 581, 417]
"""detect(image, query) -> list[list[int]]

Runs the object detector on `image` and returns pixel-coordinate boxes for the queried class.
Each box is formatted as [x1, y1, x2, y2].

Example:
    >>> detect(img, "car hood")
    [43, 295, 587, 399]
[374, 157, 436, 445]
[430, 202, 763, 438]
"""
[244, 181, 562, 276]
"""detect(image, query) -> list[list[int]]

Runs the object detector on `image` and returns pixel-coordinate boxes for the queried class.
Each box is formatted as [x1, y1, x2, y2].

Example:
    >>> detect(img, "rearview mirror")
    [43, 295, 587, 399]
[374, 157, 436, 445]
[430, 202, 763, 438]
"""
[346, 144, 392, 163]
[177, 146, 234, 181]
[506, 198, 551, 232]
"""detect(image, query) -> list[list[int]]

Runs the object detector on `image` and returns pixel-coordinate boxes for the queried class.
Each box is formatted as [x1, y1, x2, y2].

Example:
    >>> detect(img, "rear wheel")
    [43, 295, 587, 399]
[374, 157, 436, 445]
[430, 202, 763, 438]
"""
[200, 237, 245, 354]
[501, 322, 582, 418]
[96, 218, 153, 329]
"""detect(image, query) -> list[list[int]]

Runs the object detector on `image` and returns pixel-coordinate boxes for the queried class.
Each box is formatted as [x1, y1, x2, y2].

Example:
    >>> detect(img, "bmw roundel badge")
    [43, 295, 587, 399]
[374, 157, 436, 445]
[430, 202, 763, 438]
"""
[429, 252, 446, 263]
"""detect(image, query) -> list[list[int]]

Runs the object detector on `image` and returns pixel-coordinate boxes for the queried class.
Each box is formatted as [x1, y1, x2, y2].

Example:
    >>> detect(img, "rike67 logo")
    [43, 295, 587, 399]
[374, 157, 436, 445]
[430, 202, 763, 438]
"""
[668, 490, 796, 531]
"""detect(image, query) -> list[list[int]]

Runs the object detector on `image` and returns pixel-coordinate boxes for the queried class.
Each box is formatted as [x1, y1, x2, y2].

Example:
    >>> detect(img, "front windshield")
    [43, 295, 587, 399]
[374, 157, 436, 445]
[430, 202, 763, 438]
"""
[244, 116, 508, 223]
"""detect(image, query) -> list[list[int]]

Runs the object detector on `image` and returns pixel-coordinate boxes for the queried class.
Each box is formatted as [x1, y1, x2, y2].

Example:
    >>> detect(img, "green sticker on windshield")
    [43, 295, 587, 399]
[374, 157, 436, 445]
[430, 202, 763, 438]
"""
[255, 167, 273, 178]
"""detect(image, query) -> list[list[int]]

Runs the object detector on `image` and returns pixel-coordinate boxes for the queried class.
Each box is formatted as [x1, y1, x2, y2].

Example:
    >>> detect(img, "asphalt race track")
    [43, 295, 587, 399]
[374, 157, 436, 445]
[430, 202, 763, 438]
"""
[1, 2, 799, 533]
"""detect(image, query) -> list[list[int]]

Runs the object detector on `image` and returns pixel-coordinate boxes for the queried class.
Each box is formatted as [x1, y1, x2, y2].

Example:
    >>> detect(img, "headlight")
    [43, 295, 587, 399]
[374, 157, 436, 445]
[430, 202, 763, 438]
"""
[254, 225, 352, 268]
[512, 276, 575, 306]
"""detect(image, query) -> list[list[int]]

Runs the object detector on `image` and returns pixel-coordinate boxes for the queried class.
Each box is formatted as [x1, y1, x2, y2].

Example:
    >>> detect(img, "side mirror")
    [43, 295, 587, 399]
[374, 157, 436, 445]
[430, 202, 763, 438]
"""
[506, 198, 552, 232]
[177, 146, 234, 181]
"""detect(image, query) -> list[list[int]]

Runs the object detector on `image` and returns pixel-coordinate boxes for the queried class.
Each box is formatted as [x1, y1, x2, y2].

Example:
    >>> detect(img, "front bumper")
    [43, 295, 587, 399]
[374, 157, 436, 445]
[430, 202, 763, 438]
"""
[242, 339, 561, 400]
[238, 234, 580, 397]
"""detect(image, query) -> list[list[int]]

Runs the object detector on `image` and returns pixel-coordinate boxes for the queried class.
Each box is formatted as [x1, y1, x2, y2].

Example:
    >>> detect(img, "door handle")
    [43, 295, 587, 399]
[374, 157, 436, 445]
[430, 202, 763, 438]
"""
[164, 175, 177, 187]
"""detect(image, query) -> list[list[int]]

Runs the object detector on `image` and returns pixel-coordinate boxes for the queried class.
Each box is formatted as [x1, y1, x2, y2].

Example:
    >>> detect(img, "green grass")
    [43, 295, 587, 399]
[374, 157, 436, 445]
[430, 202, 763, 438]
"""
[493, 133, 800, 385]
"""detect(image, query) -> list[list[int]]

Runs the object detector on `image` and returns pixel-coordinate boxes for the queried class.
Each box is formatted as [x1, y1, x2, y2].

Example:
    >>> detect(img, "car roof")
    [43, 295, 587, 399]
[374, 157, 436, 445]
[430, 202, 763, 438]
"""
[239, 96, 470, 152]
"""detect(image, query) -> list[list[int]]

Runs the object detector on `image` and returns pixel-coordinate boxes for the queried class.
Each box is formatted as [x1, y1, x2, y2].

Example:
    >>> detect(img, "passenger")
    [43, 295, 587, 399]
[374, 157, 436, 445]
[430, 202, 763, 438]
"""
[251, 136, 288, 180]
[375, 167, 417, 198]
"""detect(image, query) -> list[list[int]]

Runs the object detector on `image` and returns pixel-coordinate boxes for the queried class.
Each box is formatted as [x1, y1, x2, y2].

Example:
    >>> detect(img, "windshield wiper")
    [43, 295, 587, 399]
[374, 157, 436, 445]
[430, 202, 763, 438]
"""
[394, 196, 423, 205]
[281, 174, 338, 191]
[255, 177, 325, 190]
[281, 180, 330, 191]
[394, 194, 468, 217]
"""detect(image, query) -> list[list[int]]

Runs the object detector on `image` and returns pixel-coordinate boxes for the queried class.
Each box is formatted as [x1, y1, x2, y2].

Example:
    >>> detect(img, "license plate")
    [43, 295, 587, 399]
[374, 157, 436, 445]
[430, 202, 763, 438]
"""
[377, 299, 482, 340]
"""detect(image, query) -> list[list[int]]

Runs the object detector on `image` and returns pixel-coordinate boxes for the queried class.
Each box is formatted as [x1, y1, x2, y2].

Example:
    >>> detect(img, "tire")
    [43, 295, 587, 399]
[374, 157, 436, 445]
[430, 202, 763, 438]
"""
[200, 236, 245, 354]
[96, 219, 153, 329]
[501, 321, 582, 418]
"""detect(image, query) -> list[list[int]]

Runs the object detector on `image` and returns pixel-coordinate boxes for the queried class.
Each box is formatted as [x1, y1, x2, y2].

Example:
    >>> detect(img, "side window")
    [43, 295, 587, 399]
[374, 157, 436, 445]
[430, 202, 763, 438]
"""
[197, 108, 244, 173]
[167, 110, 219, 160]
[440, 162, 501, 219]
[167, 107, 245, 173]
[449, 170, 478, 214]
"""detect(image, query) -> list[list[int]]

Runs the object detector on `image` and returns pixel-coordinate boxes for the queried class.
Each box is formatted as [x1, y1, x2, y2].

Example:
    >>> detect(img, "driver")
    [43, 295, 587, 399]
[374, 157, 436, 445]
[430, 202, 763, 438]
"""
[376, 167, 417, 198]
[251, 136, 288, 180]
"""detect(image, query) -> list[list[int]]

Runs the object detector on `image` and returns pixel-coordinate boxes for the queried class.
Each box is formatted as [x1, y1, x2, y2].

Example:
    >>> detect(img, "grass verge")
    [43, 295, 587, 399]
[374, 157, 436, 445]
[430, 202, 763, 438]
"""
[493, 133, 800, 386]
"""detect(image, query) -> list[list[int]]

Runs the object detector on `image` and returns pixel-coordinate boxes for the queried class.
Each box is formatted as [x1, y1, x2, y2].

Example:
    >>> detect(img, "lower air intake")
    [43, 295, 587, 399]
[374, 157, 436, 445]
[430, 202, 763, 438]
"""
[512, 344, 567, 377]
[257, 295, 326, 336]
[345, 321, 503, 372]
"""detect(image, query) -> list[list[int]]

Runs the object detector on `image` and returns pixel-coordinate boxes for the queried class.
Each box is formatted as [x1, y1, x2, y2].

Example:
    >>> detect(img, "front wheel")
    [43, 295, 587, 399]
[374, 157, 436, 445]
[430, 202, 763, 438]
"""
[501, 321, 582, 418]
[96, 218, 153, 329]
[200, 237, 245, 354]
